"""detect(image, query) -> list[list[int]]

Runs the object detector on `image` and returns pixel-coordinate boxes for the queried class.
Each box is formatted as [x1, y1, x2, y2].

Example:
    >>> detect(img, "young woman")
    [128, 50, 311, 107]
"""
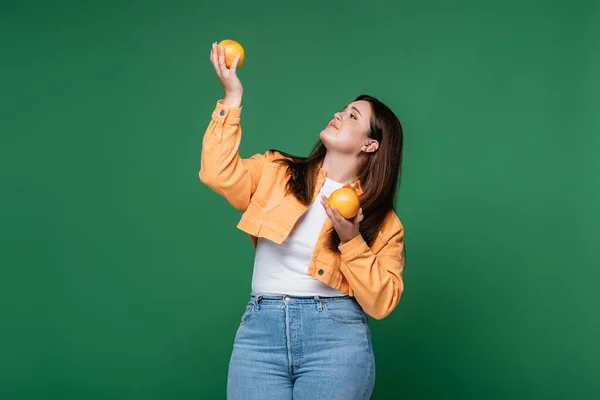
[200, 43, 406, 399]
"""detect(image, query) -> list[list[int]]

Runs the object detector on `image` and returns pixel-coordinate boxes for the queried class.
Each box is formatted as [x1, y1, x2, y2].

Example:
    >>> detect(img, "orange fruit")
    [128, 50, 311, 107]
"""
[328, 187, 360, 219]
[217, 39, 245, 68]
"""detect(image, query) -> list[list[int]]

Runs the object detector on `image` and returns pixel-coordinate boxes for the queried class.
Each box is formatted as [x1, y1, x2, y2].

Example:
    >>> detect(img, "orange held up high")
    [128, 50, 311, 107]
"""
[217, 39, 245, 68]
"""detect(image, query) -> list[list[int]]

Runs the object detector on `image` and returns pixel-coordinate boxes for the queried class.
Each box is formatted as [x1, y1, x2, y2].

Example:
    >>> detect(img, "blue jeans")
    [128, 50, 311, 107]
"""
[227, 294, 376, 399]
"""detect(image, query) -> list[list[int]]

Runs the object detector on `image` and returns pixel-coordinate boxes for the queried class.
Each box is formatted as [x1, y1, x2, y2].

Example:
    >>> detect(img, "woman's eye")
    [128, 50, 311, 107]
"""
[350, 114, 357, 120]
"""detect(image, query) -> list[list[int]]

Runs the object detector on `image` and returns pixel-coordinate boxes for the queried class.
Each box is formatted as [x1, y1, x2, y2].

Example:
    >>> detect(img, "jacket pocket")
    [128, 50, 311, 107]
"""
[250, 164, 286, 212]
[370, 232, 389, 254]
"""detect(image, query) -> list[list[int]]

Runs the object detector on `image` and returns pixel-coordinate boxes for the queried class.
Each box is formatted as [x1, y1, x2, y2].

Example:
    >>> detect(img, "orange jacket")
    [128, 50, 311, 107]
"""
[199, 100, 406, 319]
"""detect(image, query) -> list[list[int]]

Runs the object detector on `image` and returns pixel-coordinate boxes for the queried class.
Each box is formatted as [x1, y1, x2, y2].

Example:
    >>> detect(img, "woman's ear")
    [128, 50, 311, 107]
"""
[362, 140, 379, 153]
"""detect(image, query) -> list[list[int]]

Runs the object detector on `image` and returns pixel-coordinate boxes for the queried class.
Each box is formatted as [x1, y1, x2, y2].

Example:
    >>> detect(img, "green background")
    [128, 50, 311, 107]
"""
[2, 0, 599, 398]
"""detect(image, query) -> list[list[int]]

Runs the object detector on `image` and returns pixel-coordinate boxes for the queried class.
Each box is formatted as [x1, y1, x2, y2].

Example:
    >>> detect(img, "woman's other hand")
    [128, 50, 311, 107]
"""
[320, 195, 364, 244]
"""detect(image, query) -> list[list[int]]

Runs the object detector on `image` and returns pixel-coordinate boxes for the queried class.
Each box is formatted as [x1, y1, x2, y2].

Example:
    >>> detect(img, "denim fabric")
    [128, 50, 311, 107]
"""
[227, 294, 375, 399]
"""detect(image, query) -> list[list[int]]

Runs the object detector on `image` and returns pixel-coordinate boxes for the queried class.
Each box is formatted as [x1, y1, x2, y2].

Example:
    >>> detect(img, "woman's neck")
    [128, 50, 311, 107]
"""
[321, 152, 360, 184]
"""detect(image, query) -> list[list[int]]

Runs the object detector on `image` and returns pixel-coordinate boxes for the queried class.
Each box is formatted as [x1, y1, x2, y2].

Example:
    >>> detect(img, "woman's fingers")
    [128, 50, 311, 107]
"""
[218, 45, 227, 74]
[331, 205, 343, 221]
[353, 208, 364, 224]
[229, 53, 241, 74]
[321, 195, 345, 223]
[210, 43, 220, 76]
[320, 196, 333, 218]
[321, 196, 339, 222]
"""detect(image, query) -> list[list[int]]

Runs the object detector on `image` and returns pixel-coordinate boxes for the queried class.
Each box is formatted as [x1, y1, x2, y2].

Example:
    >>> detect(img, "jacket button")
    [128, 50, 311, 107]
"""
[219, 110, 225, 116]
[318, 269, 324, 275]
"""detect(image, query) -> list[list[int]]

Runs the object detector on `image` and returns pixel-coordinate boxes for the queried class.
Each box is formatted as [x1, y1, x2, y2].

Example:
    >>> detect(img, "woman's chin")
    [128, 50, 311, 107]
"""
[319, 130, 328, 143]
[319, 130, 336, 146]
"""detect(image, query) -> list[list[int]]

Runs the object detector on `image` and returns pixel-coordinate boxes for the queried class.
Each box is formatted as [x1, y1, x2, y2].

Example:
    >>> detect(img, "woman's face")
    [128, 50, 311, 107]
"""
[320, 100, 379, 155]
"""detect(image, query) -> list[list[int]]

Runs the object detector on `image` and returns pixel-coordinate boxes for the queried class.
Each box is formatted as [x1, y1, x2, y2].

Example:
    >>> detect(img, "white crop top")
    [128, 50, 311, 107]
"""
[251, 177, 347, 297]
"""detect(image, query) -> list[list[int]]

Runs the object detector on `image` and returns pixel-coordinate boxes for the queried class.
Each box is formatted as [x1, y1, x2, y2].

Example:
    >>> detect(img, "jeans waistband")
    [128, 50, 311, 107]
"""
[250, 293, 353, 304]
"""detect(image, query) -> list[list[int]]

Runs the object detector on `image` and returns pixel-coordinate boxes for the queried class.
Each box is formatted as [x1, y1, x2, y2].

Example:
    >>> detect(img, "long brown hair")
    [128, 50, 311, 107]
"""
[270, 94, 404, 252]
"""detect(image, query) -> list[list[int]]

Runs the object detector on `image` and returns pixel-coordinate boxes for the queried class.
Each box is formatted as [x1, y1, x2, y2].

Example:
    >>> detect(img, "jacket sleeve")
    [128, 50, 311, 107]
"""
[337, 219, 406, 320]
[199, 100, 277, 212]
